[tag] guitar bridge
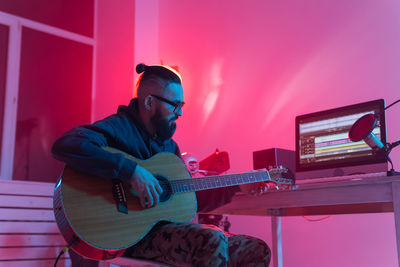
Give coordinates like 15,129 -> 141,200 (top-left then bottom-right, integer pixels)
112,179 -> 128,214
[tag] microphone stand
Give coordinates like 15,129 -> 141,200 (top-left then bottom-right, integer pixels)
381,140 -> 400,176
383,99 -> 400,176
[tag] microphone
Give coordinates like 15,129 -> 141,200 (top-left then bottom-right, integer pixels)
348,102 -> 400,176
348,113 -> 384,150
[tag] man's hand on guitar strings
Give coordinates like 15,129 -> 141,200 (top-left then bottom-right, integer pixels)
131,165 -> 163,208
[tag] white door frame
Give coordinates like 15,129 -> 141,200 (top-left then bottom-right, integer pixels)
0,15 -> 21,180
0,8 -> 96,180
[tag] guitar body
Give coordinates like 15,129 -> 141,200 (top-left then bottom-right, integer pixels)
54,151 -> 196,260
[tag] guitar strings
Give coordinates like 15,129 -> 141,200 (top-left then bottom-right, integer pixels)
164,172 -> 271,194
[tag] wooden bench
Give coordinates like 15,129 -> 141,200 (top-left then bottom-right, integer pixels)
0,179 -> 70,266
0,179 -> 169,267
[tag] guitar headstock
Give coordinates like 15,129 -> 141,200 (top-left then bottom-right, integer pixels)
248,167 -> 296,193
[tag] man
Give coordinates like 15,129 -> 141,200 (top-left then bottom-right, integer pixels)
52,64 -> 271,266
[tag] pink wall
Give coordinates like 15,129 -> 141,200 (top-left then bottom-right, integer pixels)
155,0 -> 400,266
134,0 -> 159,74
94,0 -> 135,121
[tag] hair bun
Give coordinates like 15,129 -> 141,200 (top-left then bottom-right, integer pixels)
136,63 -> 148,74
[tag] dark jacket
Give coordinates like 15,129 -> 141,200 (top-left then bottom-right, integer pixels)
52,99 -> 238,212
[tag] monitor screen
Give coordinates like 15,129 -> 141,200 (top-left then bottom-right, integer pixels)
296,99 -> 387,174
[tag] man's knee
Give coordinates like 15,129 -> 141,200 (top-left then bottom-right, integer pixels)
189,226 -> 229,267
228,235 -> 271,267
196,226 -> 227,248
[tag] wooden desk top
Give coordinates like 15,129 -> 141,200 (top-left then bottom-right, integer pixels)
210,175 -> 400,217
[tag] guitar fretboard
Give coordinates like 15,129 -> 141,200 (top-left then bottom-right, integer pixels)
170,171 -> 271,193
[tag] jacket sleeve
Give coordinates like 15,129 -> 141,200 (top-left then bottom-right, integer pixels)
51,121 -> 137,182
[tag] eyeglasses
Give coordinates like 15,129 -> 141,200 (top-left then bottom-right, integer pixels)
151,94 -> 185,113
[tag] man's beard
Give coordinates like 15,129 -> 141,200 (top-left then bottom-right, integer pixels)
151,110 -> 177,141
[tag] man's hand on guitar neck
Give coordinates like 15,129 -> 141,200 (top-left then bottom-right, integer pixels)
131,165 -> 163,208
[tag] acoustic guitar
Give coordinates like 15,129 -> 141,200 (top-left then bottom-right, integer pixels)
53,147 -> 294,260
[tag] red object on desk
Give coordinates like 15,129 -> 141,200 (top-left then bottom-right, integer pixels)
199,149 -> 230,175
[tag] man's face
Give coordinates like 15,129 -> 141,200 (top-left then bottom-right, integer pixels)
150,82 -> 184,140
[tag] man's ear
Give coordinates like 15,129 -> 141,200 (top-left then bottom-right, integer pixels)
144,95 -> 153,111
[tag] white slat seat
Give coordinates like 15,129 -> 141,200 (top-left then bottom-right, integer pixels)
0,179 -> 70,267
0,179 -> 171,267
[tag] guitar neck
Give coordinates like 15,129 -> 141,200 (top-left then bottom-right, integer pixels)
170,171 -> 289,194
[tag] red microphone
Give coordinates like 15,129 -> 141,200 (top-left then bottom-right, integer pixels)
348,113 -> 384,150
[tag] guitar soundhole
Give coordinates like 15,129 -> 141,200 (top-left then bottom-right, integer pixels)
154,175 -> 172,203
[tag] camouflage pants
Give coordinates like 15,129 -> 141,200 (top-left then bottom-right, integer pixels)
124,222 -> 271,267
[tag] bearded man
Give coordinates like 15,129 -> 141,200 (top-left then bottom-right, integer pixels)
52,64 -> 271,267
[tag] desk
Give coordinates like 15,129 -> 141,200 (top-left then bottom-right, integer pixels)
210,175 -> 400,267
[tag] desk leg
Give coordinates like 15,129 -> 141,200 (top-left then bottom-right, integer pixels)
392,182 -> 400,267
271,216 -> 283,267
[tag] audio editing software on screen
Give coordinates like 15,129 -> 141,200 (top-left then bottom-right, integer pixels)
298,111 -> 381,165
295,99 -> 387,174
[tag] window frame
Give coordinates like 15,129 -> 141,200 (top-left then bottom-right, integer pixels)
0,5 -> 97,180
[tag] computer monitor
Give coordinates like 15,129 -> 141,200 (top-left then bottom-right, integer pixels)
295,99 -> 387,180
